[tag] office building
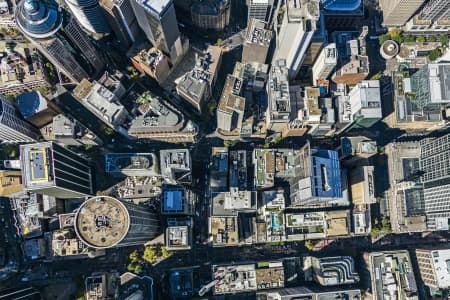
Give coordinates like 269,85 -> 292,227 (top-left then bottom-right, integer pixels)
419,134 -> 450,231
176,46 -> 222,112
16,91 -> 59,128
379,0 -> 424,27
305,256 -> 360,286
406,0 -> 450,32
20,142 -> 93,198
416,248 -> 450,289
332,38 -> 369,85
51,228 -> 89,257
242,18 -> 272,64
247,0 -> 273,23
74,196 -> 160,249
216,75 -> 246,133
410,63 -> 450,116
100,0 -> 141,49
165,218 -> 192,250
266,59 -> 291,132
131,47 -> 171,84
191,0 -> 230,31
41,113 -> 103,146
258,287 -> 361,300
273,0 -> 320,79
213,262 -> 284,295
63,16 -> 106,74
105,153 -> 159,177
369,251 -> 418,300
15,0 -> 104,83
161,184 -> 193,215
320,0 -> 361,11
0,41 -> 49,96
73,78 -> 129,129
0,95 -> 40,143
0,170 -> 23,196
312,43 -> 337,85
335,80 -> 382,132
85,272 -> 119,300
64,0 -> 111,36
160,149 -> 192,183
127,88 -> 198,142
131,0 -> 184,63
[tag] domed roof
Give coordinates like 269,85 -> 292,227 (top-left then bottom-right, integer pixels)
15,0 -> 63,39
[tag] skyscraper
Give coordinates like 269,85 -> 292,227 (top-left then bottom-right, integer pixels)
311,43 -> 337,85
406,0 -> 450,32
15,0 -> 104,83
74,196 -> 160,249
320,0 -> 361,11
273,0 -> 320,79
419,134 -> 450,230
419,0 -> 450,20
100,0 -> 141,49
0,95 -> 40,143
64,0 -> 111,35
20,141 -> 93,198
247,0 -> 273,23
379,0 -> 424,27
416,248 -> 450,289
131,0 -> 184,63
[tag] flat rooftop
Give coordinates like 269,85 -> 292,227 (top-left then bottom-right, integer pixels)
105,153 -> 157,173
245,18 -> 272,47
75,196 -> 129,249
134,0 -> 172,15
210,216 -> 238,246
218,75 -> 245,113
166,225 -> 190,248
213,264 -> 257,294
20,143 -> 54,187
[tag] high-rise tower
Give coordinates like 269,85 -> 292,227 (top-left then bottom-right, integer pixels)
247,0 -> 273,23
63,0 -> 111,35
100,0 -> 141,49
15,0 -> 104,83
20,141 -> 93,198
74,196 -> 160,249
131,0 -> 184,63
273,0 -> 320,79
379,0 -> 424,27
0,95 -> 40,143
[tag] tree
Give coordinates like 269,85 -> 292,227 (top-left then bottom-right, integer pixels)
389,28 -> 401,40
403,35 -> 415,43
428,48 -> 442,61
2,144 -> 17,158
223,140 -> 231,148
161,247 -> 172,259
37,86 -> 50,96
440,35 -> 449,46
143,246 -> 158,264
305,240 -> 314,251
379,34 -> 390,44
129,250 -> 139,262
370,72 -> 382,80
428,36 -> 436,42
133,264 -> 142,274
416,36 -> 425,44
216,38 -> 223,47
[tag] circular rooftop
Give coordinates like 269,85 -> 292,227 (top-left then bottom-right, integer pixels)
75,196 -> 130,249
15,0 -> 63,39
380,40 -> 399,60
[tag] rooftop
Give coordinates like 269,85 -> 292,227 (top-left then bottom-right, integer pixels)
10,192 -> 42,238
20,142 -> 54,188
213,264 -> 257,294
105,153 -> 158,176
369,251 -> 418,300
245,18 -> 272,47
268,59 -> 291,114
73,79 -> 128,126
166,225 -> 190,249
162,185 -> 191,214
134,0 -> 172,16
218,74 -> 245,112
160,149 -> 191,182
15,91 -> 47,119
74,196 -> 130,249
52,229 -> 87,257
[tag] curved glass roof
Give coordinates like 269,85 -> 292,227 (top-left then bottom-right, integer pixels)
15,0 -> 63,39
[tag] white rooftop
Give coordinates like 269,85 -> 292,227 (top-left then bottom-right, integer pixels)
429,249 -> 450,288
135,0 -> 172,15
